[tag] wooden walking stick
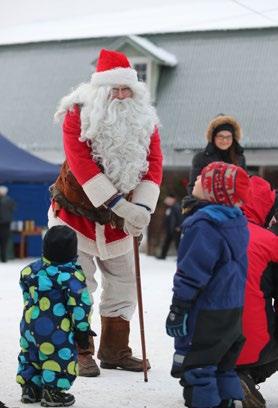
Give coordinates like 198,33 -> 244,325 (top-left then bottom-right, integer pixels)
133,236 -> 148,382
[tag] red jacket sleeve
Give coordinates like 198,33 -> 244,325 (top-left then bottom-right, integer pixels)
63,105 -> 101,184
142,127 -> 163,185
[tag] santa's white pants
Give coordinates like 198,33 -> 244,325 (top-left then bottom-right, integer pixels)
78,249 -> 137,321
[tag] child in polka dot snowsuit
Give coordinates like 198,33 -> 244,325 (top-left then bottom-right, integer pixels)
16,226 -> 92,407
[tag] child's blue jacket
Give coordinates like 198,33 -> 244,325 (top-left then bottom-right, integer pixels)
173,203 -> 249,369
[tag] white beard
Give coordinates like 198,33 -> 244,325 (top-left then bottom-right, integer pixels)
55,82 -> 159,194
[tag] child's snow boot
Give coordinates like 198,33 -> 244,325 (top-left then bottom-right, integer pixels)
21,383 -> 42,403
41,387 -> 75,407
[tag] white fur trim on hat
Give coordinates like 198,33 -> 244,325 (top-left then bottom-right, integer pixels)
91,67 -> 138,87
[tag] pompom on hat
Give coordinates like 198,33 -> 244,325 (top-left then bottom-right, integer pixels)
91,49 -> 138,87
201,162 -> 250,207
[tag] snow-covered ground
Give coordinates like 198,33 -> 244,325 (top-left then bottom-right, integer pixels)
1,255 -> 278,407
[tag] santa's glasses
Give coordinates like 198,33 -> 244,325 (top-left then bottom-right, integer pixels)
111,87 -> 133,98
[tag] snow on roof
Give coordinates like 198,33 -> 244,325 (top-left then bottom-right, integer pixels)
128,35 -> 177,66
1,1 -> 278,46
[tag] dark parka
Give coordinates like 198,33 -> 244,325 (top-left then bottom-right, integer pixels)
188,115 -> 246,192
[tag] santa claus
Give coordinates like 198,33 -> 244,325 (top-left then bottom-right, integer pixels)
49,49 -> 163,376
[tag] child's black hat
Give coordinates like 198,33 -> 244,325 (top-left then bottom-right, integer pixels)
43,226 -> 77,263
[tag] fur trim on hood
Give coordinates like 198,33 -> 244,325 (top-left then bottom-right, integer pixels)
206,115 -> 242,143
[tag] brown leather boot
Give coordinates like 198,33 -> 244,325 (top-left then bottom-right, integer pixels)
77,332 -> 100,377
97,316 -> 151,372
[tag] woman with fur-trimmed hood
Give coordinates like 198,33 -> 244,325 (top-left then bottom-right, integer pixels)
188,114 -> 246,192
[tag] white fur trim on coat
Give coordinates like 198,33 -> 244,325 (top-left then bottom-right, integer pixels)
82,173 -> 117,208
91,68 -> 138,87
48,207 -> 133,260
132,180 -> 160,213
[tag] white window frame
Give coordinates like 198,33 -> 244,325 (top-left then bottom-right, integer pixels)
130,56 -> 151,88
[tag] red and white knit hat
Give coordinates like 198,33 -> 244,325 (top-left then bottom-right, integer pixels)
91,49 -> 138,87
201,162 -> 250,206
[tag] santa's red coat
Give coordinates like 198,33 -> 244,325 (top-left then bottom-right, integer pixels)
49,105 -> 163,260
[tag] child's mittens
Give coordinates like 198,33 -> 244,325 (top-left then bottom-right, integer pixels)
166,297 -> 189,337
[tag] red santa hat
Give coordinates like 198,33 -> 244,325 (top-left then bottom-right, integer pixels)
201,162 -> 250,206
91,49 -> 138,87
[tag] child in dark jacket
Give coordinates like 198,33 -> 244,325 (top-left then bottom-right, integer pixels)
166,162 -> 250,408
16,226 -> 93,407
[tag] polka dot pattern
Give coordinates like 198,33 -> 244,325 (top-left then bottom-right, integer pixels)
51,330 -> 67,345
43,369 -> 56,383
81,290 -> 91,305
17,258 -> 92,390
61,318 -> 70,332
74,270 -> 85,281
34,317 -> 54,336
53,303 -> 66,317
73,306 -> 85,321
57,378 -> 71,390
39,297 -> 51,311
58,348 -> 72,360
25,330 -> 36,344
40,342 -> 55,355
46,265 -> 59,276
42,360 -> 61,372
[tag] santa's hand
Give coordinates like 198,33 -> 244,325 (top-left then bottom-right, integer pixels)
124,220 -> 144,237
110,198 -> 151,228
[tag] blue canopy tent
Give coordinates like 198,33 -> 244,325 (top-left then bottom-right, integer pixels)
0,133 -> 60,256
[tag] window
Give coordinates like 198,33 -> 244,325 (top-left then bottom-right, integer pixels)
134,63 -> 147,82
130,56 -> 157,102
131,57 -> 150,85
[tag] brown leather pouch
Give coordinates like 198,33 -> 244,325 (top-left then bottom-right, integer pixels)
50,161 -> 124,229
